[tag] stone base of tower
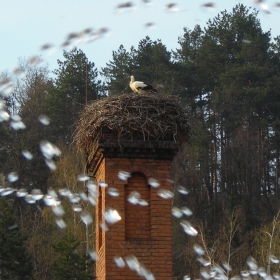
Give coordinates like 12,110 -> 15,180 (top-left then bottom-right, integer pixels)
93,152 -> 175,280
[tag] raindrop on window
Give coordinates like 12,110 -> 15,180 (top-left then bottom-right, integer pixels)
157,189 -> 174,199
148,178 -> 160,188
118,170 -> 131,181
180,220 -> 198,236
31,189 -> 44,200
7,171 -> 18,182
177,185 -> 189,195
99,181 -> 108,188
80,211 -> 93,225
38,115 -> 50,125
104,209 -> 121,224
22,150 -> 33,160
89,250 -> 98,260
181,206 -> 193,216
16,188 -> 28,197
172,207 -> 182,218
114,256 -> 126,268
52,205 -> 65,217
193,244 -> 205,256
1,187 -> 15,196
56,219 -> 66,229
108,187 -> 119,197
77,174 -> 90,182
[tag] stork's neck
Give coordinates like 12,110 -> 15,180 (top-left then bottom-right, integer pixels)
130,76 -> 135,83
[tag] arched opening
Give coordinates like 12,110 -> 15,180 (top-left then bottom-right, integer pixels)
125,172 -> 151,239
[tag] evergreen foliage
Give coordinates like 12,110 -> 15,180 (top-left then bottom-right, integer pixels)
0,198 -> 33,280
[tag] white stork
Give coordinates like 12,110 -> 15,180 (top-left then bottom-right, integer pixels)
130,76 -> 157,94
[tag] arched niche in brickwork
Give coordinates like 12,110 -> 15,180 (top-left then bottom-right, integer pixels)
125,172 -> 151,240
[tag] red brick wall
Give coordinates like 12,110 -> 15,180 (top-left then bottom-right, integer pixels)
95,157 -> 173,280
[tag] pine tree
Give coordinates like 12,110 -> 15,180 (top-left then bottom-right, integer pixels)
51,233 -> 93,280
0,197 -> 33,280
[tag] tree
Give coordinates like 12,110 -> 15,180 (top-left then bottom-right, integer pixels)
45,48 -> 100,143
0,197 -> 33,280
51,233 -> 93,280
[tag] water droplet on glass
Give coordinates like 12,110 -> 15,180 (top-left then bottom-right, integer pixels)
43,194 -> 56,206
177,185 -> 189,195
10,120 -> 26,130
118,170 -> 131,181
180,220 -> 198,236
100,222 -> 108,231
108,187 -> 119,197
157,189 -> 174,199
194,244 -> 205,255
22,149 -> 33,160
201,268 -> 211,279
68,193 -> 81,204
181,206 -> 193,216
172,207 -> 183,218
77,174 -> 90,182
79,191 -> 88,201
270,255 -> 280,264
127,191 -> 140,204
88,195 -> 97,206
31,189 -> 44,200
25,194 -> 36,204
48,189 -> 58,199
104,209 -> 121,224
1,187 -> 15,196
258,267 -> 267,277
126,255 -> 140,271
197,257 -> 211,267
138,199 -> 148,206
148,178 -> 160,188
222,262 -> 232,271
114,256 -> 126,268
38,115 -> 50,125
16,188 -> 28,197
59,188 -> 71,196
0,109 -> 9,122
40,140 -> 61,159
99,181 -> 108,188
247,256 -> 258,271
80,211 -> 93,225
56,219 -> 66,229
89,250 -> 98,260
201,2 -> 216,12
183,275 -> 191,280
45,159 -> 57,170
241,270 -> 250,278
52,205 -> 65,217
7,171 -> 18,182
40,43 -> 53,51
72,204 -> 82,212
87,180 -> 98,194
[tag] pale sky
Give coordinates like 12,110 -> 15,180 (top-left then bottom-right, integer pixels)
1,0 -> 280,76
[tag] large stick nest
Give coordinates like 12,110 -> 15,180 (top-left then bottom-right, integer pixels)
73,94 -> 190,157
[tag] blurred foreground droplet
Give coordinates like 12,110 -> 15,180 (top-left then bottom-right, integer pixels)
148,178 -> 160,188
38,115 -> 50,125
172,207 -> 183,218
7,171 -> 18,182
118,170 -> 131,181
22,150 -> 33,160
108,187 -> 119,197
157,189 -> 174,199
40,140 -> 61,159
177,185 -> 189,195
194,244 -> 205,256
104,209 -> 121,224
17,188 -> 28,197
56,219 -> 66,229
89,250 -> 98,261
114,256 -> 126,268
180,220 -> 198,236
80,211 -> 93,225
77,174 -> 90,182
31,189 -> 44,200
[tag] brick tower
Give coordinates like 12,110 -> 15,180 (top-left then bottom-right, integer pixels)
74,94 -> 189,280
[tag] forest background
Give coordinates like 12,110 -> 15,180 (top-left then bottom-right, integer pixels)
1,4 -> 280,280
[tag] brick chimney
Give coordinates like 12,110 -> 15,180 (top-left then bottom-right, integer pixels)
91,139 -> 178,279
